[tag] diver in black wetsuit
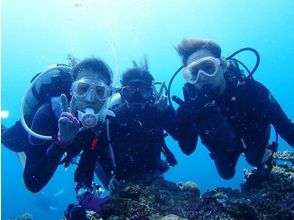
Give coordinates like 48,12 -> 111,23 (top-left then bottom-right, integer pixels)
1,64 -> 73,153
2,58 -> 114,214
2,118 -> 33,152
74,61 -> 178,193
174,38 -> 294,179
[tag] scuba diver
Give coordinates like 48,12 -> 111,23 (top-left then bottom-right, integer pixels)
1,54 -> 81,152
1,64 -> 72,152
74,59 -> 178,195
173,38 -> 294,179
2,57 -> 114,214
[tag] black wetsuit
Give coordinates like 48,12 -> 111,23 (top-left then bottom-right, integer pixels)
1,97 -> 103,193
1,117 -> 32,152
74,103 -> 178,189
176,69 -> 294,179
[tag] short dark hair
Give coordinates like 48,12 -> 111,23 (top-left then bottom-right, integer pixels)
121,67 -> 154,86
72,57 -> 112,85
176,39 -> 222,65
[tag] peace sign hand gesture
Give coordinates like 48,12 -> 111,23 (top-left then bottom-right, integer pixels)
57,94 -> 80,147
153,82 -> 168,112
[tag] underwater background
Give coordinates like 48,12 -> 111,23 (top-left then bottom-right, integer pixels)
1,0 -> 294,219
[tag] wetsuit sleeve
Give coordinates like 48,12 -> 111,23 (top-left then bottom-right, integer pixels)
158,105 -> 179,138
24,142 -> 65,193
23,103 -> 65,193
173,105 -> 198,155
250,80 -> 294,147
74,135 -> 100,189
74,123 -> 112,190
1,119 -> 31,152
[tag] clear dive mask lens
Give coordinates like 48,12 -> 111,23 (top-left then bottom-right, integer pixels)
72,80 -> 112,101
121,86 -> 153,101
183,57 -> 220,84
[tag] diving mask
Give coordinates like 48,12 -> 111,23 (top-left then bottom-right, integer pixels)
72,79 -> 112,101
183,56 -> 221,84
77,108 -> 100,128
121,85 -> 154,102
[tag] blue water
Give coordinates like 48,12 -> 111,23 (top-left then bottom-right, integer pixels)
2,0 -> 294,219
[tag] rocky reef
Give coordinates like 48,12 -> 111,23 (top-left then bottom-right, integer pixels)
13,150 -> 294,219
101,175 -> 201,219
274,150 -> 294,165
96,150 -> 294,220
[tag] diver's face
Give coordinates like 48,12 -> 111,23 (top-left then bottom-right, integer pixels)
72,70 -> 111,113
186,49 -> 226,94
121,80 -> 154,112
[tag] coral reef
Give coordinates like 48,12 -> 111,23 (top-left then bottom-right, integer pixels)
86,211 -> 103,220
96,151 -> 294,219
11,151 -> 293,219
11,150 -> 293,219
100,174 -> 200,219
274,150 -> 294,165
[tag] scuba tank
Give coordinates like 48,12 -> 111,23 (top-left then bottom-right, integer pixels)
20,64 -> 72,140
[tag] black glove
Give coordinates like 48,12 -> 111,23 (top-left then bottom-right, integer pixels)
176,101 -> 198,121
178,100 -> 218,124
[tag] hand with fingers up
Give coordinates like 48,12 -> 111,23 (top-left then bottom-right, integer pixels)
153,82 -> 168,111
56,94 -> 80,147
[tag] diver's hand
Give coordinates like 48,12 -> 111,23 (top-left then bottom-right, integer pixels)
153,82 -> 168,111
176,102 -> 198,121
108,175 -> 122,193
57,94 -> 80,147
176,99 -> 216,122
